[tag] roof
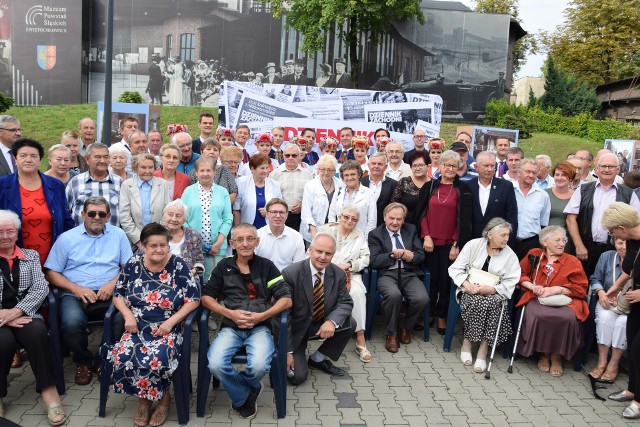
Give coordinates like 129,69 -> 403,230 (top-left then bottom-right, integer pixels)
420,1 -> 471,12
596,75 -> 640,92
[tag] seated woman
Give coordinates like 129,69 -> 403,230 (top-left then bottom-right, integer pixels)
161,199 -> 204,276
448,218 -> 520,373
107,223 -> 200,427
589,236 -> 627,383
516,225 -> 589,377
0,210 -> 66,425
319,205 -> 371,362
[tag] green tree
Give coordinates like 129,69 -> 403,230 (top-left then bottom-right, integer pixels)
118,91 -> 144,104
263,0 -> 424,88
527,85 -> 537,108
540,0 -> 640,85
539,55 -> 600,116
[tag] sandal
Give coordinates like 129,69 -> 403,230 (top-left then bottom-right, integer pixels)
134,401 -> 152,427
46,402 -> 66,426
11,350 -> 22,369
589,366 -> 606,379
537,355 -> 550,373
601,368 -> 618,383
460,351 -> 473,366
355,344 -> 373,363
473,359 -> 487,373
149,402 -> 170,427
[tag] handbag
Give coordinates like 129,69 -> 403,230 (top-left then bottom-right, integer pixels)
462,240 -> 501,291
612,250 -> 640,315
539,294 -> 572,306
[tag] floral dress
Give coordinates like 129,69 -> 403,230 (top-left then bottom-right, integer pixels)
107,254 -> 200,401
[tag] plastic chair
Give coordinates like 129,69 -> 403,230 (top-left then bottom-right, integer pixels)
98,305 -> 198,425
573,291 -> 598,371
196,309 -> 288,419
364,266 -> 431,342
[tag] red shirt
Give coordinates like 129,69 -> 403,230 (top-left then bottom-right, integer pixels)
19,184 -> 53,265
420,183 -> 459,246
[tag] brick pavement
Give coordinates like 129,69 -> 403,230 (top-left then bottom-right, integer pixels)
1,319 -> 636,426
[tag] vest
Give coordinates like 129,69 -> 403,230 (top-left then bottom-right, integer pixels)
577,181 -> 632,245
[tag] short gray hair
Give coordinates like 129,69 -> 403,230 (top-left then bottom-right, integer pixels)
132,152 -> 158,170
108,144 -> 129,156
171,132 -> 192,145
439,150 -> 462,169
317,154 -> 338,169
283,144 -> 301,155
476,151 -> 496,163
159,143 -> 182,160
539,225 -> 567,245
387,141 -> 404,153
0,210 -> 21,229
83,196 -> 110,214
518,158 -> 538,173
0,115 -> 19,128
163,199 -> 189,222
230,223 -> 258,240
48,144 -> 72,158
535,154 -> 552,168
369,152 -> 387,164
339,204 -> 360,219
310,232 -> 337,250
85,142 -> 109,157
482,217 -> 512,239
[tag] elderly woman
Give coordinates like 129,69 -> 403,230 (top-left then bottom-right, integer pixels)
45,144 -> 75,185
546,161 -> 576,228
188,139 -> 237,202
516,225 -> 589,378
109,144 -> 134,181
120,153 -> 171,247
588,236 -> 627,383
0,210 -> 66,425
162,199 -> 205,275
601,202 -> 640,418
415,150 -> 472,335
234,153 -> 282,229
319,205 -> 371,362
301,155 -> 345,245
182,157 -> 233,280
220,146 -> 243,178
62,130 -> 88,175
154,144 -> 190,200
427,138 -> 445,180
392,151 -> 431,224
328,160 -> 376,237
448,218 -> 520,373
107,223 -> 200,427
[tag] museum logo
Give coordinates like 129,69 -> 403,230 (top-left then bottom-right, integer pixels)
25,4 -> 67,33
37,45 -> 56,70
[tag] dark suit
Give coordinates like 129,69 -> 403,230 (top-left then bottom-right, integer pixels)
0,146 -> 12,176
326,73 -> 352,89
283,73 -> 311,86
265,74 -> 283,84
192,137 -> 203,154
281,259 -> 355,385
361,176 -> 397,226
467,177 -> 518,247
368,223 -> 429,335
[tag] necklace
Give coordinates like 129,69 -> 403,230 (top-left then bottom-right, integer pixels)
321,180 -> 334,194
436,184 -> 454,204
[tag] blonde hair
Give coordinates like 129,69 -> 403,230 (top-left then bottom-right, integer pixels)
601,202 -> 640,230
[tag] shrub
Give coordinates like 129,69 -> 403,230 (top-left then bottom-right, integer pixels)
118,91 -> 144,104
0,92 -> 15,114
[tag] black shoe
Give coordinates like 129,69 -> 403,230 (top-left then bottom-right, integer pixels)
239,384 -> 262,419
437,327 -> 445,335
308,358 -> 345,376
413,323 -> 424,331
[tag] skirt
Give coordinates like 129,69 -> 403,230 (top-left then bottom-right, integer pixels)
516,299 -> 582,360
460,293 -> 511,345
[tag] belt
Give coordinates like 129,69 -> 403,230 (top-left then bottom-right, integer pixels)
593,242 -> 608,247
516,235 -> 538,242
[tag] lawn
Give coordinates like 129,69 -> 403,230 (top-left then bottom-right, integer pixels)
6,104 -> 603,166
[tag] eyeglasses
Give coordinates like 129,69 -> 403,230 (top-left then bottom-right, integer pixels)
0,128 -> 22,133
442,164 -> 458,170
413,135 -> 426,139
284,154 -> 297,158
86,210 -> 108,219
222,160 -> 241,165
232,237 -> 257,244
411,163 -> 426,169
341,214 -> 359,222
551,238 -> 568,244
0,229 -> 18,237
267,210 -> 288,216
597,164 -> 618,170
317,167 -> 335,173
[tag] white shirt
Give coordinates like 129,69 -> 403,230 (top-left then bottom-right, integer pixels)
387,227 -> 406,269
503,173 -> 518,183
478,179 -> 492,216
255,225 -> 306,272
385,162 -> 411,181
0,143 -> 13,173
368,176 -> 385,201
309,260 -> 325,287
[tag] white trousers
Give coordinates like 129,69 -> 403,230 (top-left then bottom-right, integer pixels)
595,302 -> 627,350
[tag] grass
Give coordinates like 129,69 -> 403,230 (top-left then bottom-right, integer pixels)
6,104 -> 603,166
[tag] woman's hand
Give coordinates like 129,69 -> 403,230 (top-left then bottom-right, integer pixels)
124,313 -> 139,334
258,207 -> 267,218
5,316 -> 32,328
462,281 -> 478,294
449,246 -> 460,261
531,285 -> 545,296
625,289 -> 640,304
423,236 -> 434,253
209,240 -> 223,257
596,290 -> 610,309
0,308 -> 23,327
478,285 -> 497,296
338,263 -> 350,271
154,319 -> 175,336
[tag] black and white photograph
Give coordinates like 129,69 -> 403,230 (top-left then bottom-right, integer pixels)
605,139 -> 636,175
471,126 -> 519,159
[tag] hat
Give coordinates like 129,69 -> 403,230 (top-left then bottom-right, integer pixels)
376,136 -> 392,147
290,136 -> 307,147
294,58 -> 306,66
166,124 -> 188,136
320,63 -> 332,74
216,127 -> 235,138
319,137 -> 339,150
255,73 -> 264,78
450,141 -> 468,152
266,62 -> 276,69
284,59 -> 294,65
352,135 -> 369,148
428,137 -> 445,150
335,57 -> 347,65
255,132 -> 273,144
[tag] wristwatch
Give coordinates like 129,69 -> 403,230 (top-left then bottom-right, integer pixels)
452,241 -> 459,248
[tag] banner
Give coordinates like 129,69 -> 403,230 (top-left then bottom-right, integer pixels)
233,90 -> 310,128
274,117 -> 381,142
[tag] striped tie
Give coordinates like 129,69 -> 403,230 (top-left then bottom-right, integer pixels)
312,272 -> 325,323
242,149 -> 250,164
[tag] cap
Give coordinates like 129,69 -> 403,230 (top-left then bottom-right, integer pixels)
450,141 -> 468,152
294,58 -> 306,66
266,62 -> 276,68
320,63 -> 332,74
335,57 -> 347,65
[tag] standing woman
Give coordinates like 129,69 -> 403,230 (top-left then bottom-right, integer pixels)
44,144 -> 75,185
182,157 -> 233,280
154,144 -> 190,201
546,161 -> 576,228
220,146 -> 243,179
109,145 -> 134,181
216,127 -> 235,148
351,136 -> 369,176
234,153 -> 282,229
391,151 -> 431,225
415,150 -> 472,334
601,203 -> 640,419
62,130 -> 88,175
427,138 -> 444,180
188,138 -> 237,202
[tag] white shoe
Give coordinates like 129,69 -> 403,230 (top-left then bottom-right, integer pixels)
460,351 -> 473,366
474,359 -> 487,373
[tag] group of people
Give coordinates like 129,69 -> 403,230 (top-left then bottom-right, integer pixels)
0,111 -> 640,423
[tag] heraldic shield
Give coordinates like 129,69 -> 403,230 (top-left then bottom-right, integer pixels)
37,45 -> 56,70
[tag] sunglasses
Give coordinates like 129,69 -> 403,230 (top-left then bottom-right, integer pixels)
284,154 -> 297,158
86,210 -> 108,219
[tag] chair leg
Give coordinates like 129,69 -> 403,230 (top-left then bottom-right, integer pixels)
196,333 -> 212,417
443,283 -> 461,353
98,359 -> 112,418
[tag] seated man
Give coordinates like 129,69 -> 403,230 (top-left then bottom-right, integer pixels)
203,224 -> 292,419
255,198 -> 306,272
368,202 -> 430,353
44,196 -> 132,385
282,233 -> 356,385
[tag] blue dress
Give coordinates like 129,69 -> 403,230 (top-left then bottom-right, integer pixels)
106,254 -> 200,401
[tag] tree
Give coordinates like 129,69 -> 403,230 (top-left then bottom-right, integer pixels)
263,0 -> 424,88
539,55 -> 600,116
527,86 -> 537,108
540,0 -> 640,85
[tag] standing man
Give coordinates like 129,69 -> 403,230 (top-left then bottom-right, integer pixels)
494,137 -> 510,178
147,130 -> 163,157
564,153 -> 640,276
503,147 -> 523,183
269,126 -> 286,164
326,58 -> 352,89
450,141 -> 478,182
336,127 -> 355,163
385,141 -> 412,181
535,154 -> 555,189
282,233 -> 356,385
202,223 -> 292,419
283,59 -> 311,85
255,198 -> 306,271
77,117 -> 97,155
368,203 -> 429,353
513,158 -> 551,260
128,131 -> 149,155
361,153 -> 398,226
0,115 -> 21,176
264,62 -> 283,84
403,129 -> 427,163
192,112 -> 214,154
235,125 -> 256,164
574,149 -> 594,182
468,151 -> 518,247
147,54 -> 164,105
270,145 -> 313,232
173,132 -> 200,174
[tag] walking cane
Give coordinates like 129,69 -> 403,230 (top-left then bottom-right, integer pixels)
507,305 -> 524,373
485,299 -> 506,379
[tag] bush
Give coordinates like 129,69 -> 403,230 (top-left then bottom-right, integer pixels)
0,92 -> 15,114
118,91 -> 144,104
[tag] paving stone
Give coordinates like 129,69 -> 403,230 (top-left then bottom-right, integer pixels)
336,392 -> 360,409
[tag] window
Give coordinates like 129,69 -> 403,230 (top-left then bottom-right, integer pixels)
180,33 -> 195,62
165,35 -> 173,59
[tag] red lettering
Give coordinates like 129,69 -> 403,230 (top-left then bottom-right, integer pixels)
284,127 -> 299,140
315,128 -> 327,139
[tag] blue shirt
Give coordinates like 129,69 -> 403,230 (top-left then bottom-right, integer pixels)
178,152 -> 201,175
44,223 -> 133,290
138,179 -> 153,225
513,182 -> 551,239
590,250 -> 623,293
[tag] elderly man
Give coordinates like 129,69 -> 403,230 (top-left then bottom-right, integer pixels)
369,203 -> 429,353
282,233 -> 356,385
45,196 -> 132,385
255,198 -> 306,271
535,154 -> 555,189
270,144 -> 313,231
147,130 -> 163,157
568,157 -> 587,190
403,129 -> 427,163
192,112 -> 215,154
283,58 -> 311,85
468,151 -> 518,246
128,130 -> 148,155
326,58 -> 352,89
0,115 -> 21,176
362,152 -> 397,226
203,223 -> 292,419
385,141 -> 412,181
336,127 -> 355,163
574,149 -> 594,182
449,141 -> 478,182
173,132 -> 200,174
494,137 -> 510,178
503,147 -> 523,183
66,143 -> 123,226
77,117 -> 96,155
455,131 -> 476,166
513,158 -> 551,260
564,152 -> 640,276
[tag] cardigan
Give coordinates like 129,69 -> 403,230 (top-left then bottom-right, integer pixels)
233,175 -> 282,225
182,183 -> 233,253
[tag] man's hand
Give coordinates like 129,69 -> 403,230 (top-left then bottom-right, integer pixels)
287,353 -> 294,371
73,285 -> 97,304
291,202 -> 302,214
228,309 -> 255,329
316,320 -> 336,340
449,246 -> 460,261
96,282 -> 116,301
575,244 -> 588,261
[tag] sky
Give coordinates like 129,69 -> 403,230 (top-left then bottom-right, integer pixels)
457,0 -> 571,78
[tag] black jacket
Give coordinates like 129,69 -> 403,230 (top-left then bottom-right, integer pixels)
361,176 -> 397,226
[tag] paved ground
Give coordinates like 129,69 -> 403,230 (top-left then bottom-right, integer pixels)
2,318 -> 635,427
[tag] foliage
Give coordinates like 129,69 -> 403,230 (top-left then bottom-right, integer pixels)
263,0 -> 424,87
527,86 -> 537,108
118,91 -> 144,104
0,93 -> 14,114
540,0 -> 640,85
483,99 -> 535,139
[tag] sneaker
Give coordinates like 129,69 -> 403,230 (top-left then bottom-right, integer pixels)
239,384 -> 262,419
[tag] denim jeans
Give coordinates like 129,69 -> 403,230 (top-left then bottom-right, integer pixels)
207,325 -> 274,407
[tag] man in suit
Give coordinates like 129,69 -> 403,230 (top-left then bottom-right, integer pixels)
283,58 -> 311,85
281,233 -> 355,385
369,203 -> 429,353
264,62 -> 283,84
326,58 -> 352,89
192,112 -> 215,154
468,151 -> 518,247
361,152 -> 397,226
0,115 -> 22,176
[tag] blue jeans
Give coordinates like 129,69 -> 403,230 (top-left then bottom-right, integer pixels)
207,325 -> 274,407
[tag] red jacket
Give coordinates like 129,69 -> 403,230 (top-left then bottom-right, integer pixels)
154,169 -> 191,200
